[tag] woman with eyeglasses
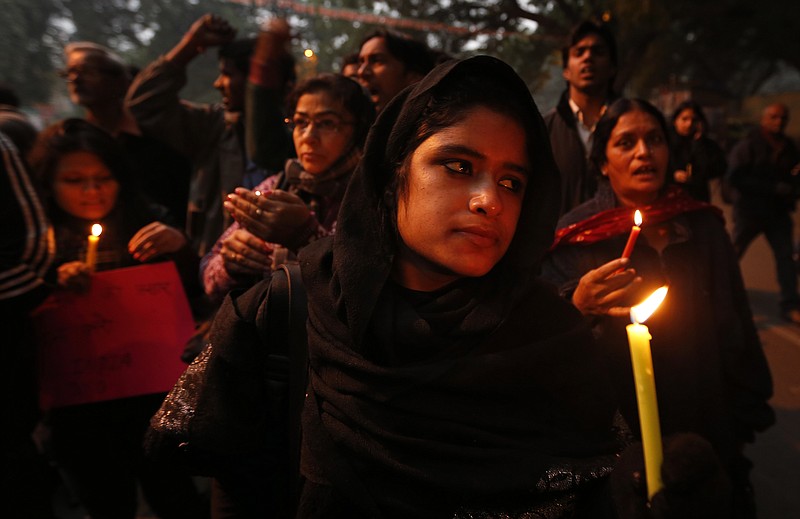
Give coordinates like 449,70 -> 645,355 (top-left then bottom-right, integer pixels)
200,73 -> 375,304
29,119 -> 200,293
27,119 -> 206,519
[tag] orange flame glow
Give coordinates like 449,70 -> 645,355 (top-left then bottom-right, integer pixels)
631,286 -> 668,324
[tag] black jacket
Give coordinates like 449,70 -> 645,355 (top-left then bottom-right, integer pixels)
543,181 -> 775,470
297,56 -> 620,519
544,90 -> 618,215
727,128 -> 800,212
669,130 -> 727,203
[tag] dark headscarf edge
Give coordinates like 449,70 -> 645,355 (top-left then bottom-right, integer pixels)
302,55 -> 562,342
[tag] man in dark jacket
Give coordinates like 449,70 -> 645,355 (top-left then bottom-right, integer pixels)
127,14 -> 290,256
728,103 -> 800,323
545,20 -> 618,215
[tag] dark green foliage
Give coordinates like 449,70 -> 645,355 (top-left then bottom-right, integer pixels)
1,0 -> 797,110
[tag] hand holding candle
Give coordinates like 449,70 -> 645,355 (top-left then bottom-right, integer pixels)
86,224 -> 102,270
620,210 -> 642,260
626,285 -> 668,500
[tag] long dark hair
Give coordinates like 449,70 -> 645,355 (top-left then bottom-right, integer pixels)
670,99 -> 708,127
28,118 -> 153,230
589,98 -> 669,176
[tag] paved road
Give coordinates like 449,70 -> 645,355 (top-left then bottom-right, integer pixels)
715,182 -> 800,518
737,228 -> 800,518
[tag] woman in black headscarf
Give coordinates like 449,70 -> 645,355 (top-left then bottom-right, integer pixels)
295,55 -> 622,518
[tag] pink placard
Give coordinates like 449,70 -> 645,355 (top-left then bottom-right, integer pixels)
33,262 -> 194,408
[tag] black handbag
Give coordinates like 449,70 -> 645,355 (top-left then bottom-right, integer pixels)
144,263 -> 308,481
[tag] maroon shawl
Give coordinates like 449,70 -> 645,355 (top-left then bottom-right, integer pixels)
551,185 -> 723,250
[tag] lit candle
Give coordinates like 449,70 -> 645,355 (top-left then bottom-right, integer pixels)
86,224 -> 102,270
626,286 -> 668,500
620,209 -> 643,260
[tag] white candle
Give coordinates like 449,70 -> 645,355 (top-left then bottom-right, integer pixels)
86,224 -> 102,270
626,286 -> 668,500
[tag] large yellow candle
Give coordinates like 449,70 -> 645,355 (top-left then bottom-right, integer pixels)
85,224 -> 102,270
626,286 -> 668,500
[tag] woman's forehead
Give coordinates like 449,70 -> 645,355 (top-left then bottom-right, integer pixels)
613,110 -> 661,131
295,91 -> 346,114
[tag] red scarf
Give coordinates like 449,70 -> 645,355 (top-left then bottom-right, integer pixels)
550,185 -> 723,250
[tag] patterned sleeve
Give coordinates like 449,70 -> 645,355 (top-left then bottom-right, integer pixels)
200,176 -> 280,304
0,133 -> 54,304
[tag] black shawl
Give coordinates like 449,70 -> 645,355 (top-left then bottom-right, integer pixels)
298,56 -> 620,518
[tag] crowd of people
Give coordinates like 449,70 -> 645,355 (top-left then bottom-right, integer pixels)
2,11 -> 797,519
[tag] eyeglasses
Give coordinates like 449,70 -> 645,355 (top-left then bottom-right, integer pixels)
285,116 -> 354,136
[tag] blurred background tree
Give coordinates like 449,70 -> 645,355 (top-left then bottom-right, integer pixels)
1,0 -> 798,121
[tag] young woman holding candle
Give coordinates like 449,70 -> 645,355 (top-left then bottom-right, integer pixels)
183,54 -> 626,519
28,118 -> 206,519
193,59 -> 737,519
291,54 -> 626,519
542,98 -> 774,519
30,119 -> 200,292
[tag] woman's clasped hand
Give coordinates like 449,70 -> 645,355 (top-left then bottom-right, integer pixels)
223,187 -> 313,246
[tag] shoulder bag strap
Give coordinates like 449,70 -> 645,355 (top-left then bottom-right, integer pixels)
264,262 -> 308,507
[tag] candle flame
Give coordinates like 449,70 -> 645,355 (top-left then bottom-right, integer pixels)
91,224 -> 103,237
634,209 -> 643,226
631,286 -> 668,324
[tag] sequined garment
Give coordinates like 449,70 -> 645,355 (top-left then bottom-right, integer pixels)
149,344 -> 212,438
453,454 -> 617,519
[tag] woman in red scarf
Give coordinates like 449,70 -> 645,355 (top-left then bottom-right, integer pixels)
543,99 -> 773,519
